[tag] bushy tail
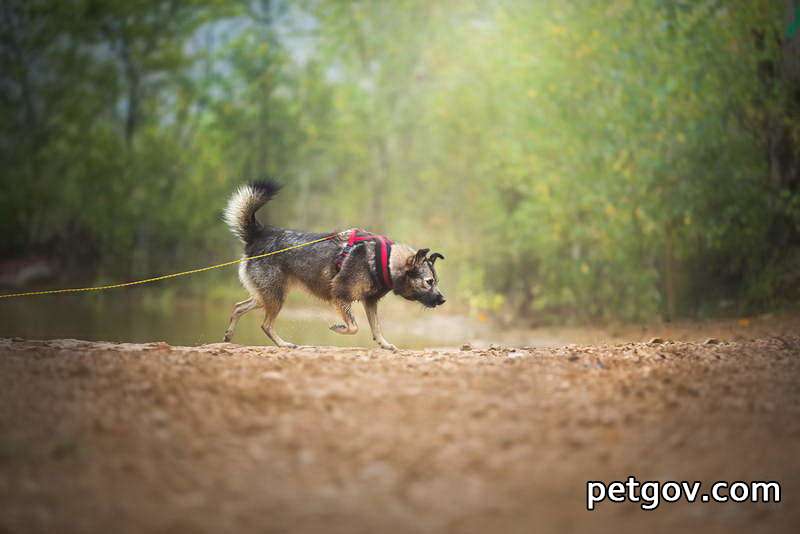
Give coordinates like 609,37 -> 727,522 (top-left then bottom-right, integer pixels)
223,180 -> 281,244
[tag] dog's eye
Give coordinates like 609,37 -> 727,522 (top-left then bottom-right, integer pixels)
425,278 -> 434,287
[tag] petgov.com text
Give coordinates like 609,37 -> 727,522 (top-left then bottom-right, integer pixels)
586,477 -> 781,511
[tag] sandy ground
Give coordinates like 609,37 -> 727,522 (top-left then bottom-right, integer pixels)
1,333 -> 799,534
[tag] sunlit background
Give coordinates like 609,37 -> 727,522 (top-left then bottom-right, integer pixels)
1,0 -> 798,344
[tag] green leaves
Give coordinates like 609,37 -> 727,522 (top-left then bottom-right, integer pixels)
2,0 -> 797,319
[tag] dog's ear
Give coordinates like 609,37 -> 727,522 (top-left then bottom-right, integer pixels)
406,248 -> 430,269
428,252 -> 444,265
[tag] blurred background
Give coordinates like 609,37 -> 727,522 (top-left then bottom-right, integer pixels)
1,0 -> 799,345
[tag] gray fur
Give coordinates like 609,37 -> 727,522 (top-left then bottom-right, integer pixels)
223,182 -> 445,349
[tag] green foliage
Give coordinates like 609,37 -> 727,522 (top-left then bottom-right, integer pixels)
1,0 -> 798,322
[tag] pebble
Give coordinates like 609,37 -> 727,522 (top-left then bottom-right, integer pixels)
260,371 -> 285,381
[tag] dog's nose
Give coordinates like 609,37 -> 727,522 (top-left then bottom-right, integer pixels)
437,295 -> 446,305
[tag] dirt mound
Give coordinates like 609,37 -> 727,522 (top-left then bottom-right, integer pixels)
1,337 -> 799,533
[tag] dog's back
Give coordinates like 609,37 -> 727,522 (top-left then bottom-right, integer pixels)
224,181 -> 342,303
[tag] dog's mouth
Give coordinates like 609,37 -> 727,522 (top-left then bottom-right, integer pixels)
403,291 -> 446,308
420,294 -> 446,308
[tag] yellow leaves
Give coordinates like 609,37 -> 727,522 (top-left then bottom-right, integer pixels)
651,96 -> 659,110
493,5 -> 508,25
611,150 -> 628,172
637,207 -> 657,236
574,44 -> 593,59
612,150 -> 636,180
333,92 -> 346,111
534,181 -> 550,199
527,89 -> 537,100
469,293 -> 505,316
580,262 -> 590,274
552,222 -> 562,241
548,24 -> 567,37
522,53 -> 538,65
605,203 -> 617,218
305,124 -> 318,141
606,0 -> 633,18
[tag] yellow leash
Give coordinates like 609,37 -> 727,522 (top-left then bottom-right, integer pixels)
0,235 -> 336,300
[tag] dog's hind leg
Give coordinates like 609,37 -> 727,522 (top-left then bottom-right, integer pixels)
260,284 -> 297,348
329,300 -> 358,335
363,298 -> 396,351
223,297 -> 262,342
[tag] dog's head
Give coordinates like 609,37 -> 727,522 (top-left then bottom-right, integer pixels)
393,248 -> 446,308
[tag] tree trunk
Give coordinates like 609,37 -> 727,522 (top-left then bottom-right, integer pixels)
663,221 -> 677,322
120,34 -> 140,146
766,1 -> 800,191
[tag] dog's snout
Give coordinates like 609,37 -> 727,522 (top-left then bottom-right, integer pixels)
437,294 -> 446,306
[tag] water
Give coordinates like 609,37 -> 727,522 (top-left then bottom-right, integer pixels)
0,292 -> 456,349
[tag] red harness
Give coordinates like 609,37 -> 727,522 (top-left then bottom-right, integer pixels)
335,229 -> 394,289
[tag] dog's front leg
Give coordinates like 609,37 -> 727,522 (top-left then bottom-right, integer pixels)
363,298 -> 397,351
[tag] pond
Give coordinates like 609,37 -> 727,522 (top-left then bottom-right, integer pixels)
0,291 -> 481,349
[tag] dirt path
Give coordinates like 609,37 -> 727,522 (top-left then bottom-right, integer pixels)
1,336 -> 799,533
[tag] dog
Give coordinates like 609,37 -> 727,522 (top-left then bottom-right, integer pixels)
222,180 -> 445,350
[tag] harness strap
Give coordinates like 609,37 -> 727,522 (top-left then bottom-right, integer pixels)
335,229 -> 394,290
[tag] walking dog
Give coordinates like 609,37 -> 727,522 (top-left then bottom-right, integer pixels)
222,181 -> 445,350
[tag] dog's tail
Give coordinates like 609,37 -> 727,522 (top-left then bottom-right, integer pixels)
223,180 -> 281,244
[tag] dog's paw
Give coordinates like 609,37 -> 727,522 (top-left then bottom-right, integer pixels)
223,333 -> 232,343
278,342 -> 298,349
379,343 -> 398,352
330,324 -> 357,335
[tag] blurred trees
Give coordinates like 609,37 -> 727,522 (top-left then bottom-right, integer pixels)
1,0 -> 798,323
